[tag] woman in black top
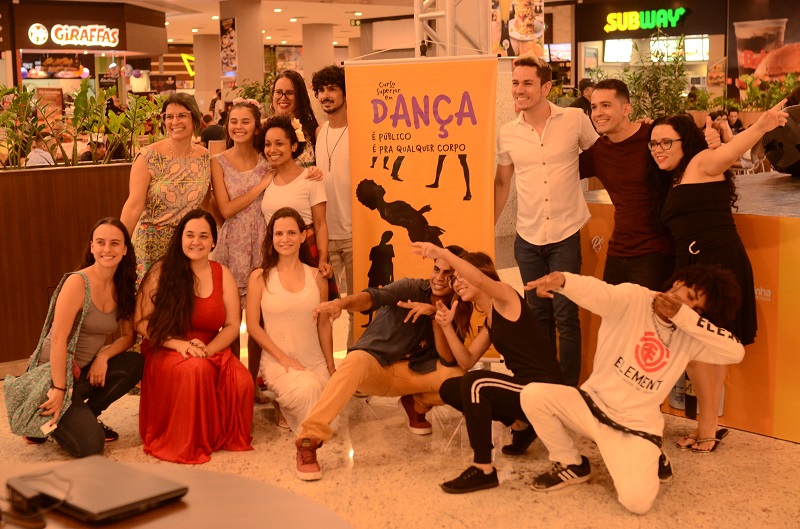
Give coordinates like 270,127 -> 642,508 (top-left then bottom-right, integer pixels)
409,242 -> 563,494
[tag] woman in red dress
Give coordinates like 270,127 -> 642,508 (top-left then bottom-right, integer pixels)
135,209 -> 254,464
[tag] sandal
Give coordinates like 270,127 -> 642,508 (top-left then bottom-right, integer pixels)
691,428 -> 729,454
274,402 -> 289,430
677,434 -> 698,449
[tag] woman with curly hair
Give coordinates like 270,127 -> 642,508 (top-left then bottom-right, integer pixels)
410,243 -> 563,494
136,209 -> 253,464
270,70 -> 319,167
24,218 -> 142,457
649,101 -> 788,453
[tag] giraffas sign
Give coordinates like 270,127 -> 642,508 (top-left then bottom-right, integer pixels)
28,22 -> 120,47
604,7 -> 686,34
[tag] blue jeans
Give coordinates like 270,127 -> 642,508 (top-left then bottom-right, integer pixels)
514,231 -> 582,386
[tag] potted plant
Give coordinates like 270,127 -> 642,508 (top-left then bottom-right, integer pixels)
617,32 -> 688,120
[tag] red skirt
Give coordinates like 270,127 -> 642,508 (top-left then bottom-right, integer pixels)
139,344 -> 254,464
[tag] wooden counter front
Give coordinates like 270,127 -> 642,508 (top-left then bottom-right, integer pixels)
0,164 -> 131,363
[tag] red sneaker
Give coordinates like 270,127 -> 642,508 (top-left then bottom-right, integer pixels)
399,395 -> 432,435
295,437 -> 323,481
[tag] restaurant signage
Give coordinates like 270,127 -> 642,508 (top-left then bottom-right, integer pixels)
604,7 -> 686,34
27,22 -> 120,48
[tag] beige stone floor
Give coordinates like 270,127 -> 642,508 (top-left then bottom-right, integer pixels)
2,269 -> 799,528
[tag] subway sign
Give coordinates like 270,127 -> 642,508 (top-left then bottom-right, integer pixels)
28,22 -> 120,47
604,7 -> 686,33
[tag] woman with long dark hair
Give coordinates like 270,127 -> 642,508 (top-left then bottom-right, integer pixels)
410,243 -> 563,494
24,218 -> 142,457
121,93 -> 211,284
270,70 -> 319,167
136,209 -> 253,464
246,207 -> 334,431
649,101 -> 787,453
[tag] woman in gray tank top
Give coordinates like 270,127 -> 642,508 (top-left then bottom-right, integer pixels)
26,218 -> 143,457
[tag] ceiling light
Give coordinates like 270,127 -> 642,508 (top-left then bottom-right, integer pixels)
168,38 -> 174,43
333,41 -> 338,45
266,36 -> 272,40
281,40 -> 287,44
165,21 -> 169,26
274,8 -> 282,13
191,28 -> 198,33
355,12 -> 362,17
262,30 -> 266,34
83,51 -> 88,55
212,16 -> 219,20
101,53 -> 106,57
289,18 -> 297,23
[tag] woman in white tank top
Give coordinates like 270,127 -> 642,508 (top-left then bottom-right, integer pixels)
246,207 -> 335,432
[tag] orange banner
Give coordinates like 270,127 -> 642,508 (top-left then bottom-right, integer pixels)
345,57 -> 498,332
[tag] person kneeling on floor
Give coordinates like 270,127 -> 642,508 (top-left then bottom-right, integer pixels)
294,245 -> 468,481
520,264 -> 744,514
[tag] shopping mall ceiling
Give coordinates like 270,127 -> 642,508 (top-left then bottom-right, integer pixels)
51,0 -> 414,46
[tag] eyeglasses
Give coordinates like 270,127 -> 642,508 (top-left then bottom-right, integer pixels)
647,138 -> 682,151
162,112 -> 192,121
274,89 -> 296,100
448,274 -> 466,287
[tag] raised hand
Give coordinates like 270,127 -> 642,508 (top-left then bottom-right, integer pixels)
398,300 -> 436,322
409,241 -> 444,260
652,292 -> 683,322
434,299 -> 457,328
754,98 -> 789,132
524,272 -> 566,299
704,116 -> 721,149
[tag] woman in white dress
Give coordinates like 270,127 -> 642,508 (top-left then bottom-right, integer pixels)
246,207 -> 335,432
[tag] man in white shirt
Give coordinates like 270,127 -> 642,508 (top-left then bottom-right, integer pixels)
313,65 -> 353,346
521,264 -> 745,514
494,55 -> 598,386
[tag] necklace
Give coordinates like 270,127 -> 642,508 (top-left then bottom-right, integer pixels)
167,140 -> 193,158
651,301 -> 677,348
325,124 -> 348,171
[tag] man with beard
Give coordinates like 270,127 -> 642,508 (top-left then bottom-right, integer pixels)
313,65 -> 354,346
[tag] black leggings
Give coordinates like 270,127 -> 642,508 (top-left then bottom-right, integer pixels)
439,370 -> 531,464
52,351 -> 143,457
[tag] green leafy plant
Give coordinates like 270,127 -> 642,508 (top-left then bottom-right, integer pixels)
0,80 -> 165,169
0,85 -> 44,168
617,32 -> 688,120
736,73 -> 800,111
234,72 -> 277,114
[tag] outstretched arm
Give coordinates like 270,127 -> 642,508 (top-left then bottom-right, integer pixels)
410,242 -> 519,315
691,100 -> 788,178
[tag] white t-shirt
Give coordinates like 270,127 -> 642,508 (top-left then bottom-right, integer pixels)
314,121 -> 351,240
261,168 -> 327,227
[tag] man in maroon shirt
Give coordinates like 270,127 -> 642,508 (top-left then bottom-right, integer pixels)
579,80 -> 720,290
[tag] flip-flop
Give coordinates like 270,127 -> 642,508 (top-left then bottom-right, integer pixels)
691,428 -> 729,454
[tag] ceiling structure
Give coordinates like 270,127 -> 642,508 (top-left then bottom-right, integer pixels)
53,0 -> 415,46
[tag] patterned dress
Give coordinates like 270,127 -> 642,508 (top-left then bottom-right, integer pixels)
212,153 -> 269,306
132,147 -> 210,284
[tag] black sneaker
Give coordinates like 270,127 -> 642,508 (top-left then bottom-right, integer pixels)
98,420 -> 119,442
440,466 -> 499,494
501,425 -> 537,456
658,452 -> 673,483
23,436 -> 47,445
532,456 -> 591,492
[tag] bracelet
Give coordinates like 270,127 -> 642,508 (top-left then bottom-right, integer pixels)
51,384 -> 66,392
